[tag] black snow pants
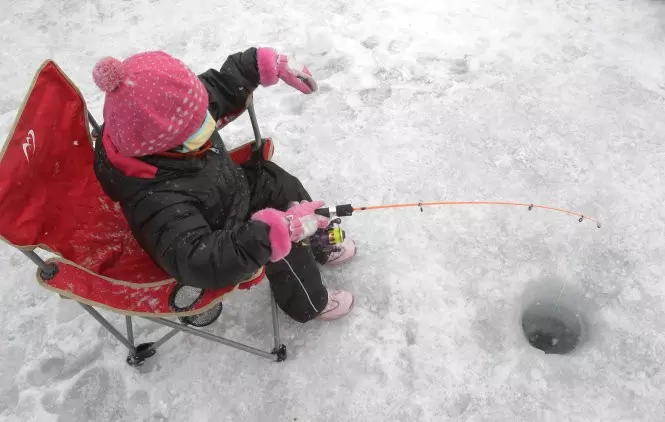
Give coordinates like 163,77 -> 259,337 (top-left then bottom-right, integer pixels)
243,161 -> 328,323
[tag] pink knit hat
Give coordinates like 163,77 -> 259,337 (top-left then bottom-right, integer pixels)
92,51 -> 209,157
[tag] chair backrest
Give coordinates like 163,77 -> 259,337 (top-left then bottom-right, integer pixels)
0,60 -> 168,282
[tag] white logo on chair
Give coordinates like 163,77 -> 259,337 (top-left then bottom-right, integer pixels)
23,129 -> 36,162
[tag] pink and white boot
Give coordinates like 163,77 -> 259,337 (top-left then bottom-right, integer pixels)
324,238 -> 357,265
318,289 -> 354,320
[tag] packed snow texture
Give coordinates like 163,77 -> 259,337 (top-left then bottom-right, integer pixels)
2,0 -> 665,420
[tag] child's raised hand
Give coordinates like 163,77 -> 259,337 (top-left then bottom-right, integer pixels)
257,48 -> 319,94
277,56 -> 318,94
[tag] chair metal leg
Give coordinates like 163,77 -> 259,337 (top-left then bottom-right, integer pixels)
270,291 -> 281,349
122,315 -> 157,367
80,306 -> 155,367
80,304 -> 133,350
247,102 -> 263,153
270,290 -> 287,361
144,317 -> 277,360
150,328 -> 180,350
88,111 -> 101,135
125,316 -> 135,348
21,250 -> 58,280
80,288 -> 288,365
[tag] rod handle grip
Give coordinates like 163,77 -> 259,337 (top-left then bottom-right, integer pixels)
315,204 -> 353,218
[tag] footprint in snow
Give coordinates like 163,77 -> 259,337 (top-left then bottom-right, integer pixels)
374,67 -> 404,83
449,57 -> 470,75
388,39 -> 409,54
317,57 -> 351,79
58,367 -> 128,422
0,384 -> 19,414
359,87 -> 393,106
41,390 -> 60,414
361,37 -> 380,50
26,356 -> 66,387
127,390 -> 152,419
26,340 -> 104,389
405,319 -> 418,346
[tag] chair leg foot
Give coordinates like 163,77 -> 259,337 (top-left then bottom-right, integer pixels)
126,342 -> 156,367
271,344 -> 287,362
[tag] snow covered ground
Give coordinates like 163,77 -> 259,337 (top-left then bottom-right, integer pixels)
2,0 -> 665,420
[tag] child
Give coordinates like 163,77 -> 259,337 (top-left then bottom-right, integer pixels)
92,47 -> 355,322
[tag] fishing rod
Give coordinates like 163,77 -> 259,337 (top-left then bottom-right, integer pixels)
311,201 -> 602,247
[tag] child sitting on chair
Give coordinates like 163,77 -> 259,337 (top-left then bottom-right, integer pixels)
91,48 -> 355,322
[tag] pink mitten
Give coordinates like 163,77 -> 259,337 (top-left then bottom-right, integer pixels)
285,201 -> 329,242
257,47 -> 318,94
251,201 -> 329,262
251,208 -> 292,262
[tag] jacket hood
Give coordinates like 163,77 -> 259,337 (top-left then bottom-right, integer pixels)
93,126 -> 213,203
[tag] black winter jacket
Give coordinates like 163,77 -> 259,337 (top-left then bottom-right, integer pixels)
94,48 -> 274,289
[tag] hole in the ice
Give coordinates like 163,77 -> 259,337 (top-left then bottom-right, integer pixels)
521,301 -> 584,355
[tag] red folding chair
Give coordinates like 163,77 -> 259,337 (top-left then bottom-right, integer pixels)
0,60 -> 287,366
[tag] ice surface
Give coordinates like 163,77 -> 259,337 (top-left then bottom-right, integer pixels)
2,0 -> 665,420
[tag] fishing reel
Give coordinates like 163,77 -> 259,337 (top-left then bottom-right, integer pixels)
319,218 -> 345,246
306,218 -> 345,248
309,204 -> 353,248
